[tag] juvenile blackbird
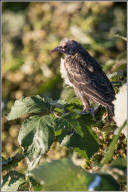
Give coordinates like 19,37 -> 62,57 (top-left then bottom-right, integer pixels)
51,38 -> 115,121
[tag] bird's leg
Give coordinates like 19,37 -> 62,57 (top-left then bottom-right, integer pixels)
74,90 -> 97,121
89,106 -> 101,122
93,105 -> 100,114
89,108 -> 96,122
82,97 -> 98,122
81,96 -> 91,112
83,106 -> 96,122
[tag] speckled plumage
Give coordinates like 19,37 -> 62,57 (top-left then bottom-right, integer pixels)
51,38 -> 115,120
60,58 -> 74,87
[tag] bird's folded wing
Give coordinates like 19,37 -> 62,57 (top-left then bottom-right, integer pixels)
65,59 -> 115,103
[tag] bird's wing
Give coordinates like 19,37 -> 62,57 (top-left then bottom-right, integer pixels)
65,57 -> 115,104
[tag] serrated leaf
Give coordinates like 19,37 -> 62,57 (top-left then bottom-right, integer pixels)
29,158 -> 120,191
7,95 -> 49,120
18,115 -> 55,170
2,171 -> 26,191
67,130 -> 98,159
55,113 -> 99,159
70,115 -> 99,159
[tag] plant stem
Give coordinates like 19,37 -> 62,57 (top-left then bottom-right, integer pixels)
101,120 -> 127,164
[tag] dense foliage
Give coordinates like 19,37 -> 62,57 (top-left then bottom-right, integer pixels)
2,2 -> 127,191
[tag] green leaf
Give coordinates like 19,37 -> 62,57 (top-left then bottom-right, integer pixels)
29,177 -> 43,191
7,95 -> 49,120
2,171 -> 26,191
110,157 -> 126,169
46,98 -> 67,107
55,113 -> 99,159
18,115 -> 55,170
67,129 -> 98,159
66,97 -> 82,106
101,157 -> 127,185
66,97 -> 83,112
29,158 -> 120,191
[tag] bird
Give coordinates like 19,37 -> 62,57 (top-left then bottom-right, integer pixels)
51,38 -> 115,121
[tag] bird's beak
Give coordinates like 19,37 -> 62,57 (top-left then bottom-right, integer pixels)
51,46 -> 63,53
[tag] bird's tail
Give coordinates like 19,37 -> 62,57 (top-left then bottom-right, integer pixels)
106,104 -> 114,121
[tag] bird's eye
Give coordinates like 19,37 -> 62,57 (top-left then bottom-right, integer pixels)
63,45 -> 67,49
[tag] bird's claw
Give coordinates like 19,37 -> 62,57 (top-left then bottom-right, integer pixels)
89,108 -> 96,122
83,107 -> 99,122
74,106 -> 100,122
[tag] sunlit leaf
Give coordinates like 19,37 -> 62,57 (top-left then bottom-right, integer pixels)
2,171 -> 26,191
7,95 -> 49,120
29,158 -> 120,191
18,115 -> 55,170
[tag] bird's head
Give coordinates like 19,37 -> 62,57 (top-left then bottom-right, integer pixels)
51,38 -> 79,55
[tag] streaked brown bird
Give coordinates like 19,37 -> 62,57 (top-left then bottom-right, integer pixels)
51,38 -> 115,121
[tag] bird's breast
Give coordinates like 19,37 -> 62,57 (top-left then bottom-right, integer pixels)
60,58 -> 74,87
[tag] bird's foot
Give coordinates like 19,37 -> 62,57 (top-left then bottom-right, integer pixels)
83,106 -> 100,122
89,106 -> 101,122
75,106 -> 100,122
75,108 -> 96,121
89,108 -> 96,122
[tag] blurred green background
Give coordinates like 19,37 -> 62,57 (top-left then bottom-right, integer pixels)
2,2 -> 126,171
